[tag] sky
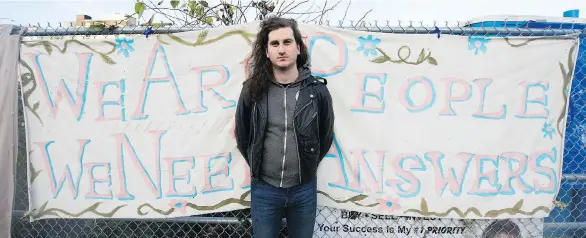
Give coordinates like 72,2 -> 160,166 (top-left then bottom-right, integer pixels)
0,0 -> 585,27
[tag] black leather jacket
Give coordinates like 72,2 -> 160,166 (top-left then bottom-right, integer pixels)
235,75 -> 335,184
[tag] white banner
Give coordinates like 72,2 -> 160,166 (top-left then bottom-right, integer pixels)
19,22 -> 578,221
315,208 -> 543,237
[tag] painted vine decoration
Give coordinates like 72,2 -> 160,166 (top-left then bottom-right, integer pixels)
137,203 -> 174,216
28,150 -> 42,183
484,199 -> 550,218
137,190 -> 251,215
22,40 -> 117,64
557,42 -> 578,137
136,190 -> 380,216
371,46 -> 438,66
32,201 -> 127,219
157,29 -> 256,47
503,35 -> 578,48
19,60 -> 42,124
404,198 -> 550,218
405,198 -> 482,218
317,191 -> 378,207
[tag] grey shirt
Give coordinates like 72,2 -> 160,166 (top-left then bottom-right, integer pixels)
260,68 -> 312,188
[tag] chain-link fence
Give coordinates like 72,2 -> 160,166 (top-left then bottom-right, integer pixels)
9,19 -> 586,237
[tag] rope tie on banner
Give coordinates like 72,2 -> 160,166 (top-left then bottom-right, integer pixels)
144,26 -> 154,38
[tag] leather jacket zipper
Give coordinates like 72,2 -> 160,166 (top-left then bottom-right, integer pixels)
293,111 -> 302,184
299,111 -> 317,133
249,103 -> 257,177
294,99 -> 313,118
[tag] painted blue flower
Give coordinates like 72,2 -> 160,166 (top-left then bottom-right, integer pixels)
169,199 -> 188,214
542,121 -> 556,140
468,36 -> 491,55
357,35 -> 381,57
115,37 -> 135,58
376,197 -> 401,213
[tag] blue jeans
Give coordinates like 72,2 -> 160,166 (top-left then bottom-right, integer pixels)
251,177 -> 317,238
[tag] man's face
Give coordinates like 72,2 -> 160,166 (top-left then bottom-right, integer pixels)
266,27 -> 300,70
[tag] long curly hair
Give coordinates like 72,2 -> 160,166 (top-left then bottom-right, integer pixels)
243,16 -> 309,106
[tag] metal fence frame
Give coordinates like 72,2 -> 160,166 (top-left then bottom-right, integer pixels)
17,22 -> 586,37
10,20 -> 586,237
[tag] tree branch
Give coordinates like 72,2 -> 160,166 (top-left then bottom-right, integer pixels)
146,0 -> 188,25
353,9 -> 372,28
305,0 -> 341,23
237,1 -> 253,24
279,0 -> 308,15
132,0 -> 370,28
318,0 -> 328,24
341,0 -> 351,23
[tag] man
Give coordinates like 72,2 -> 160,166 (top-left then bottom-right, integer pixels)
235,16 -> 335,238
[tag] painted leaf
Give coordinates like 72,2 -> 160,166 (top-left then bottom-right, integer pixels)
100,54 -> 115,65
32,102 -> 39,112
512,200 -> 523,210
421,198 -> 429,211
417,49 -> 425,62
371,56 -> 388,63
42,42 -> 52,55
554,200 -> 569,209
350,194 -> 368,201
427,56 -> 438,65
559,62 -> 567,77
31,168 -> 42,183
568,44 -> 576,72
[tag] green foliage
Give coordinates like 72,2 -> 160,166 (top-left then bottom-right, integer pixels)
131,0 -> 296,27
131,0 -> 366,27
170,0 -> 179,8
134,2 -> 146,18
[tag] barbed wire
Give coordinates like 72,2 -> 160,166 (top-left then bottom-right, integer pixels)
11,19 -> 586,37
